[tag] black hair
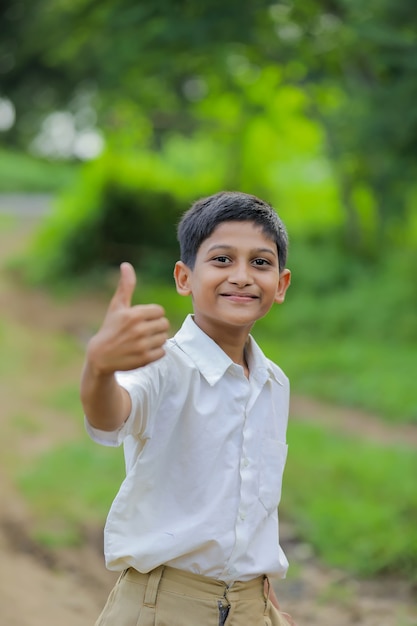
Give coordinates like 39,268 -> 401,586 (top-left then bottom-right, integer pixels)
177,191 -> 288,271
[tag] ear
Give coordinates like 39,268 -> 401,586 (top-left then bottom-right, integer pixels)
274,269 -> 291,304
174,261 -> 192,297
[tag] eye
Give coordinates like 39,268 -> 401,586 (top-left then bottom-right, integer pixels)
252,258 -> 271,266
213,256 -> 231,264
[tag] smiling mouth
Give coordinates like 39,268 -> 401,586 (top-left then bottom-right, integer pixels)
221,293 -> 258,301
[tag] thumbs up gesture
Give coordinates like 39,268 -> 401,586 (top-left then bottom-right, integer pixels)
86,262 -> 170,375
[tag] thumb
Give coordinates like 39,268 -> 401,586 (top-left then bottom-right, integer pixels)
110,262 -> 136,310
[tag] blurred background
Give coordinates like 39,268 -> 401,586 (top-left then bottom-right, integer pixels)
0,1 -> 416,624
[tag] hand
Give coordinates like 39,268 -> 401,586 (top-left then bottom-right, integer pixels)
281,612 -> 297,626
264,579 -> 297,626
86,262 -> 170,375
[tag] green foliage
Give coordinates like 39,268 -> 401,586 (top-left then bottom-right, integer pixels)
0,148 -> 77,192
133,281 -> 193,331
192,69 -> 343,234
44,384 -> 82,417
272,234 -> 417,343
1,0 -> 270,148
3,0 -> 417,257
282,422 -> 417,581
19,75 -> 344,285
255,234 -> 417,422
23,151 -> 205,284
18,439 -> 124,546
270,338 -> 417,423
260,0 -> 417,244
11,412 -> 43,434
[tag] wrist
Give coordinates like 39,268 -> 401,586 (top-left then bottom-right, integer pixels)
85,337 -> 115,378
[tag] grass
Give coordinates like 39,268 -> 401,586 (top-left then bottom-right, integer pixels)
0,148 -> 78,192
0,214 -> 18,229
11,412 -> 43,434
44,384 -> 84,416
18,438 -> 124,546
282,421 -> 417,581
0,318 -> 27,375
258,333 -> 417,423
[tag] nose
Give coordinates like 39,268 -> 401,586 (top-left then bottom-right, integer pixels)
228,261 -> 253,287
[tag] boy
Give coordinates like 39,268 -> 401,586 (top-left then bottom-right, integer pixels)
81,191 -> 294,625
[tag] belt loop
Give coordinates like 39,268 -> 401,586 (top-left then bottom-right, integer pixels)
144,565 -> 165,607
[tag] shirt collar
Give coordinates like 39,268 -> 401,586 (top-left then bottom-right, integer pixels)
173,315 -> 284,387
173,315 -> 232,385
245,334 -> 284,387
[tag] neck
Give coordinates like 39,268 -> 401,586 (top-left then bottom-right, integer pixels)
221,344 -> 250,378
192,317 -> 251,377
220,339 -> 249,374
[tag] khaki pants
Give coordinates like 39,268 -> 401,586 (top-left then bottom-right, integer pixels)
95,566 -> 291,626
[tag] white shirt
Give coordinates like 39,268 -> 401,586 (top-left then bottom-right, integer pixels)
86,314 -> 289,583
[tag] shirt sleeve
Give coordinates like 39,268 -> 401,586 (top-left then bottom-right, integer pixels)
84,355 -> 169,447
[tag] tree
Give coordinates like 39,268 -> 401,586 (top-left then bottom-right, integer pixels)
2,0 -> 417,251
278,0 -> 417,246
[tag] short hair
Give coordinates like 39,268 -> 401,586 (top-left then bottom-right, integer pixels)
177,191 -> 288,271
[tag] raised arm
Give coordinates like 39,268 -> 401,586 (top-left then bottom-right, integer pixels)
80,262 -> 169,431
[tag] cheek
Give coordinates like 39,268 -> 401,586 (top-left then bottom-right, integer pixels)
261,276 -> 279,291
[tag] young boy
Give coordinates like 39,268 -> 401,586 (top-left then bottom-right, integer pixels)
81,191 -> 294,625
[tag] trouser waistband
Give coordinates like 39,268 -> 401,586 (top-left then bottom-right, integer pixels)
124,565 -> 267,605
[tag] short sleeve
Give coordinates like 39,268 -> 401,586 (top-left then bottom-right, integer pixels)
84,416 -> 125,447
84,355 -> 169,447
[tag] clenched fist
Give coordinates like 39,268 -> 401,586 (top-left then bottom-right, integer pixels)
86,262 -> 170,375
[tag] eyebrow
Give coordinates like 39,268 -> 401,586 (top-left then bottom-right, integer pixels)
207,244 -> 277,256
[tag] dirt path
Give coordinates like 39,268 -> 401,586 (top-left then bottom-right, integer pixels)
290,396 -> 417,447
0,208 -> 416,625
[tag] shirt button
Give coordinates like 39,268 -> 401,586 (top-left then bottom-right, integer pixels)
239,511 -> 246,520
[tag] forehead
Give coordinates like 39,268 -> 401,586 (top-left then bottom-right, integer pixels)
200,220 -> 277,251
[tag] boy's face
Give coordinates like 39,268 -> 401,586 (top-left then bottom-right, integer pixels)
174,221 -> 291,340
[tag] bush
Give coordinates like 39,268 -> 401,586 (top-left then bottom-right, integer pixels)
258,232 -> 417,343
22,150 -> 218,285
